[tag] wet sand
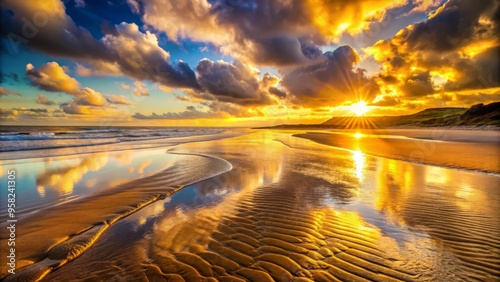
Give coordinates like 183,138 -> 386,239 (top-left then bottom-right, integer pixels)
0,151 -> 231,280
6,131 -> 496,281
295,130 -> 500,173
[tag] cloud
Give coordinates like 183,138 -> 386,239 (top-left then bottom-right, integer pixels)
401,72 -> 435,97
281,45 -> 379,107
141,0 -> 229,45
443,90 -> 500,105
131,101 -> 261,120
26,62 -> 80,93
371,95 -> 401,106
75,64 -> 93,76
26,62 -> 134,114
75,63 -> 121,77
410,0 -> 445,14
73,87 -> 107,106
126,0 -> 141,14
36,94 -> 56,105
100,22 -> 200,88
367,0 -> 499,100
106,95 -> 135,105
74,0 -> 85,8
59,102 -> 116,115
132,81 -> 149,96
0,108 -> 17,121
26,62 -> 105,106
139,0 -> 405,66
78,61 -> 123,76
3,2 -> 199,89
0,107 -> 65,121
3,0 -> 404,118
2,0 -> 111,59
5,0 -> 496,120
194,59 -> 269,105
132,106 -> 226,120
268,86 -> 287,98
404,0 -> 497,52
0,87 -> 21,97
444,45 -> 500,91
120,83 -> 131,90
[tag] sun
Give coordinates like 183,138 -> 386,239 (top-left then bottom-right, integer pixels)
350,100 -> 370,116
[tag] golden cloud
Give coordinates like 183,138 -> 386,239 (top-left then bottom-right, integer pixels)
365,0 -> 499,103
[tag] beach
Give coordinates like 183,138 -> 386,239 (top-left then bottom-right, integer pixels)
1,128 -> 499,281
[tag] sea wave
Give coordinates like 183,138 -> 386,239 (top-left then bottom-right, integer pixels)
0,127 -> 225,152
0,132 -> 56,141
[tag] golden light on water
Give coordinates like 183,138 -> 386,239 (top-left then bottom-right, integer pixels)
352,150 -> 365,182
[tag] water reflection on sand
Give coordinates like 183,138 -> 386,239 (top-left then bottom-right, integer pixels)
42,131 -> 500,281
0,148 -> 176,220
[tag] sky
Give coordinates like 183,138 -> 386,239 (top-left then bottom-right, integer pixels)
0,0 -> 499,126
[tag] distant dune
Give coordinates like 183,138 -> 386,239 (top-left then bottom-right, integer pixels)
258,102 -> 500,129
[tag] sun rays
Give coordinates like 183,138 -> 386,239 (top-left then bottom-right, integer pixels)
341,100 -> 378,129
350,100 -> 370,116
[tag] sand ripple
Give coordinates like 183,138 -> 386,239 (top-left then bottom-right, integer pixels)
14,131 -> 500,281
145,183 -> 424,282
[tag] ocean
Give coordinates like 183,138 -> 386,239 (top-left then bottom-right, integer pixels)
0,126 -> 226,153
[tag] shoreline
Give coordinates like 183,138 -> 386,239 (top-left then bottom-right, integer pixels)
0,150 -> 233,281
293,131 -> 500,174
296,134 -> 500,176
0,131 -> 246,161
41,131 -> 500,281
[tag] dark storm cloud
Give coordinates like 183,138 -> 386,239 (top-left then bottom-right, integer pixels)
195,59 -> 273,106
210,0 -> 322,65
140,0 -> 405,67
100,23 -> 200,89
268,86 -> 287,98
254,36 -> 309,65
404,0 -> 495,52
300,40 -> 324,60
281,45 -> 379,107
1,1 -> 111,60
401,72 -> 435,97
2,2 -> 199,89
444,46 -> 500,91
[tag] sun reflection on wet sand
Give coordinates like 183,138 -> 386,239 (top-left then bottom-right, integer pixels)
352,150 -> 365,182
353,132 -> 363,139
4,131 -> 500,281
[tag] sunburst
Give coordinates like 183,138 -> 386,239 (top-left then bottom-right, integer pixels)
350,100 -> 370,116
